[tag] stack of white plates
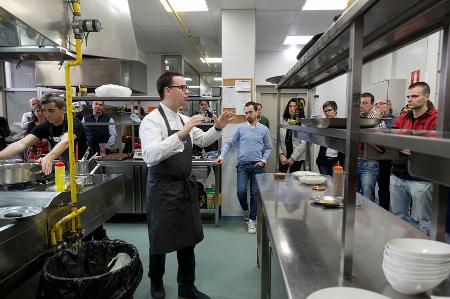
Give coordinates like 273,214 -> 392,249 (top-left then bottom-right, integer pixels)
383,238 -> 450,295
292,171 -> 327,185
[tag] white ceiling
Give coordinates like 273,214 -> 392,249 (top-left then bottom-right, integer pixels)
128,0 -> 342,72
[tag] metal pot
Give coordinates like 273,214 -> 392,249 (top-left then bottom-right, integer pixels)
0,163 -> 41,185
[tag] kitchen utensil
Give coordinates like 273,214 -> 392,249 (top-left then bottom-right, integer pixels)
0,162 -> 42,185
88,152 -> 98,163
386,238 -> 450,258
0,159 -> 23,165
89,163 -> 100,175
81,146 -> 90,161
0,206 -> 43,219
311,195 -> 343,206
77,160 -> 90,175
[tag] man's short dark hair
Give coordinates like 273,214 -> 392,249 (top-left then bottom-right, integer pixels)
361,92 -> 375,104
157,71 -> 184,99
409,81 -> 430,95
41,93 -> 66,108
256,103 -> 262,108
199,100 -> 210,107
245,101 -> 257,111
322,101 -> 337,111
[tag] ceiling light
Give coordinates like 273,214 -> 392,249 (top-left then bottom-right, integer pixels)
185,77 -> 192,81
284,45 -> 300,58
201,57 -> 222,64
284,36 -> 313,45
302,0 -> 347,10
188,85 -> 200,88
160,0 -> 208,12
214,77 -> 222,81
165,60 -> 168,64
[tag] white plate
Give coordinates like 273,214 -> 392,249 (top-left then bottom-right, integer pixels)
307,287 -> 391,299
291,171 -> 320,177
299,175 -> 327,185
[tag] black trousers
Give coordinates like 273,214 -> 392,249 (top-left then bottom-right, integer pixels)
317,157 -> 340,176
149,245 -> 196,296
279,160 -> 303,173
377,160 -> 392,211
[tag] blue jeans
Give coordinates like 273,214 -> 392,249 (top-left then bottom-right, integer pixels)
357,159 -> 379,202
390,175 -> 433,235
236,162 -> 265,221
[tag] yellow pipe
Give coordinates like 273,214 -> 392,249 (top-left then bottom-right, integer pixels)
50,206 -> 87,246
164,0 -> 213,71
65,0 -> 83,233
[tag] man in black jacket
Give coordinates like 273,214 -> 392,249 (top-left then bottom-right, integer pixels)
0,116 -> 10,151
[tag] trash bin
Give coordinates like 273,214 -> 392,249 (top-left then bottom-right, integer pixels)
37,239 -> 143,299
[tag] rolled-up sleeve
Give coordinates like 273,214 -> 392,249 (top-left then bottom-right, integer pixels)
140,116 -> 184,166
191,125 -> 222,148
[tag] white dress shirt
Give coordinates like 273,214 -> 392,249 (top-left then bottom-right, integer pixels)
140,102 -> 222,167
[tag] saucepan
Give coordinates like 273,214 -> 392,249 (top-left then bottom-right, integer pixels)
0,162 -> 42,185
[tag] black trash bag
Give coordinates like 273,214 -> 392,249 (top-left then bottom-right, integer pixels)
37,239 -> 143,299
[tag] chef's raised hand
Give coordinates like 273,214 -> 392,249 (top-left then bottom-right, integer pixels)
177,114 -> 205,139
213,111 -> 234,129
214,157 -> 224,165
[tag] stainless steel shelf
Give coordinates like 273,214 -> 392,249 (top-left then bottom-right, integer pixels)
71,96 -> 222,102
277,0 -> 449,89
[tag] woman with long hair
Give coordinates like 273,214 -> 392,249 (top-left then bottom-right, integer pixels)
25,105 -> 49,160
279,98 -> 306,173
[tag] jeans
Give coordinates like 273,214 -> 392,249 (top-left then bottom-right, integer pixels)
390,175 -> 432,235
237,161 -> 265,221
149,245 -> 196,296
357,159 -> 379,202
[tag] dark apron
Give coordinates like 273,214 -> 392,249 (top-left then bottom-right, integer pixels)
146,106 -> 203,254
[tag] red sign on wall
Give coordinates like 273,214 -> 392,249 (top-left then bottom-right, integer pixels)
410,70 -> 421,84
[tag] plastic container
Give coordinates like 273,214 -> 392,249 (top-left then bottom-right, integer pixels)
332,162 -> 344,197
54,161 -> 65,192
205,187 -> 215,209
311,94 -> 321,119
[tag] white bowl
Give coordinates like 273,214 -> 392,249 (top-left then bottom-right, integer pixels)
383,261 -> 450,279
382,265 -> 448,295
299,175 -> 327,185
306,287 -> 390,299
385,247 -> 450,265
292,171 -> 321,177
383,251 -> 450,271
387,238 -> 450,258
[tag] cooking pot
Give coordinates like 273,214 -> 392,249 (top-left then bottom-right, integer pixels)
0,162 -> 42,185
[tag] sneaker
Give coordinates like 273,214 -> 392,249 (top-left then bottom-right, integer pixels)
248,219 -> 256,234
151,279 -> 165,299
242,210 -> 249,222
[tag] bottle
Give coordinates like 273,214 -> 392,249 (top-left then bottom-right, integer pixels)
55,160 -> 65,192
332,162 -> 344,197
311,94 -> 320,118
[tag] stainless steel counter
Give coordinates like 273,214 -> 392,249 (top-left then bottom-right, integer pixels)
257,173 -> 450,299
0,174 -> 125,296
97,159 -> 221,225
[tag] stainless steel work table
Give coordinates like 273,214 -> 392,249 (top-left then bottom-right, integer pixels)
257,173 -> 450,299
97,159 -> 221,225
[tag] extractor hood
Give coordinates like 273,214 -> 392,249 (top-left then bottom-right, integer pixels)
0,0 -> 139,61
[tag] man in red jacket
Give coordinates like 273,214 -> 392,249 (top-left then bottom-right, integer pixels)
390,81 -> 437,235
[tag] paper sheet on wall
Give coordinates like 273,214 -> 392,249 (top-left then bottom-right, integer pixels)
222,86 -> 237,108
235,79 -> 251,92
235,92 -> 251,115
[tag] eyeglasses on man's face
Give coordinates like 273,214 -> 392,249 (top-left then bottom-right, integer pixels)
168,85 -> 188,92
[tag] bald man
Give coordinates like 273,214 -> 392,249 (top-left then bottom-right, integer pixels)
21,97 -> 40,129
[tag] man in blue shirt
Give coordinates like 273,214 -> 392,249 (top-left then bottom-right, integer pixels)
214,102 -> 272,234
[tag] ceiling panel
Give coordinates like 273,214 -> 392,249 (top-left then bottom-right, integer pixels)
256,24 -> 290,36
292,10 -> 341,25
129,0 -> 165,13
206,0 -> 256,10
256,0 -> 305,11
256,10 -> 298,25
287,24 -> 331,36
132,12 -> 174,27
256,44 -> 281,51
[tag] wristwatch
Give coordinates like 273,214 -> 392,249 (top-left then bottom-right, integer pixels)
214,126 -> 222,131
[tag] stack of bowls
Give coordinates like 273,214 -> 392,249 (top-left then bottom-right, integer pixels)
383,238 -> 450,295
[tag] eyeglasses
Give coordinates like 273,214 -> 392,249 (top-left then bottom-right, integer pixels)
323,108 -> 334,113
168,85 -> 188,91
377,102 -> 388,105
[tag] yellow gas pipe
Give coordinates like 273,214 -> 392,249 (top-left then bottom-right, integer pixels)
50,0 -> 86,246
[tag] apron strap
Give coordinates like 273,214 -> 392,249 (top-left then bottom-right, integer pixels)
158,105 -> 186,134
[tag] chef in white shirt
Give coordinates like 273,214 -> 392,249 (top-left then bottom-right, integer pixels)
139,71 -> 233,299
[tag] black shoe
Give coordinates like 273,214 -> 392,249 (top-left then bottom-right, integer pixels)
151,280 -> 165,299
178,288 -> 211,299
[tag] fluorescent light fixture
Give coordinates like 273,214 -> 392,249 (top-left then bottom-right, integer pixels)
185,77 -> 192,81
214,77 -> 222,81
302,0 -> 347,10
284,45 -> 300,58
284,35 -> 313,45
164,60 -> 168,64
201,57 -> 222,64
160,0 -> 208,12
188,85 -> 200,88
